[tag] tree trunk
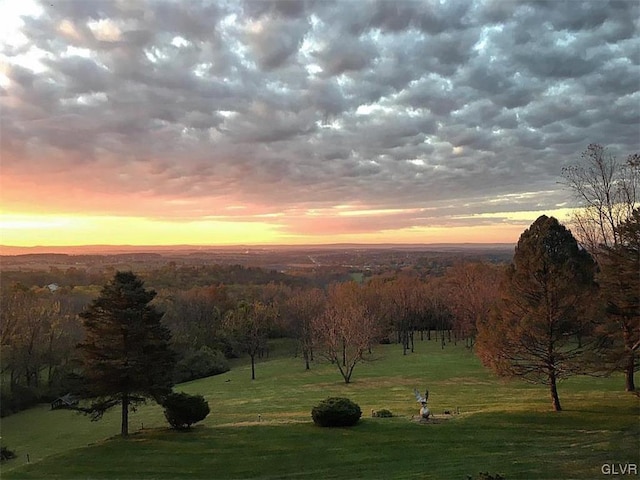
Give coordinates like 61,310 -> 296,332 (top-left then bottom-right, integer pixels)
48,335 -> 54,388
625,353 -> 636,392
121,392 -> 129,437
549,373 -> 562,411
250,354 -> 256,380
336,360 -> 351,384
342,342 -> 346,367
48,364 -> 54,388
343,365 -> 352,384
303,350 -> 310,370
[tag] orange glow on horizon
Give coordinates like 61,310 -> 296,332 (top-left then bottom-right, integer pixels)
0,214 -> 283,247
0,212 -> 532,247
0,208 -> 575,247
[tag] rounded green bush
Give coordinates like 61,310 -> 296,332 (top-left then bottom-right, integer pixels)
162,392 -> 210,430
311,397 -> 362,427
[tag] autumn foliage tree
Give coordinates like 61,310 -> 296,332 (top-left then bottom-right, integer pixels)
313,282 -> 378,383
476,216 -> 597,411
0,285 -> 84,415
385,275 -> 427,355
1,287 -> 59,390
160,284 -> 233,354
444,262 -> 503,347
78,271 -> 176,437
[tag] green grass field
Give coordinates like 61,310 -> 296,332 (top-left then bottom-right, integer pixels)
1,339 -> 638,479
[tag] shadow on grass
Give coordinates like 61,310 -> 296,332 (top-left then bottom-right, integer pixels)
5,406 -> 638,480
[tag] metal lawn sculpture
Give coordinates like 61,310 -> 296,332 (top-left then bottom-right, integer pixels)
414,388 -> 430,420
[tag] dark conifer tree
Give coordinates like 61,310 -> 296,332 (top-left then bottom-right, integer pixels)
78,271 -> 175,436
476,216 -> 597,411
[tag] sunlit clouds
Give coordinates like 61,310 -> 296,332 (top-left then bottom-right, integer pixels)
1,0 -> 638,246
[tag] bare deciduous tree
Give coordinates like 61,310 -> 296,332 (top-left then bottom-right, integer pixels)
224,300 -> 275,380
561,143 -> 639,256
562,144 -> 640,392
283,287 -> 325,370
312,282 -> 378,384
596,209 -> 640,391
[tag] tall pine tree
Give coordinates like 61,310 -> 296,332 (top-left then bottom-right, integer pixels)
476,216 -> 597,411
78,271 -> 175,436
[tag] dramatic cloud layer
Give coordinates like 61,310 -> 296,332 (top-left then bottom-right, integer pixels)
1,0 -> 638,244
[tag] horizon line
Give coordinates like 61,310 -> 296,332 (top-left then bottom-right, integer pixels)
0,242 -> 516,255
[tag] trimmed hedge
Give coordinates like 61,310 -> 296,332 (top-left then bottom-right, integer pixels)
311,397 -> 362,427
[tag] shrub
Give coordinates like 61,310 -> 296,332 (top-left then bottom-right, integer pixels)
467,473 -> 506,480
174,347 -> 230,383
1,446 -> 17,462
163,392 -> 210,430
373,409 -> 393,418
311,397 -> 362,427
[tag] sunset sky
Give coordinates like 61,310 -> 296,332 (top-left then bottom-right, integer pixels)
1,0 -> 638,247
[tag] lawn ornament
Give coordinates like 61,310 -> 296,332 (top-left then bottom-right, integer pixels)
414,388 -> 430,420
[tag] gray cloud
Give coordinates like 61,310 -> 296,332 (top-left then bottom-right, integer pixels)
1,0 -> 639,237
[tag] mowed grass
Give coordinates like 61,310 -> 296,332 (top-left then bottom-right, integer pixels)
2,339 -> 638,479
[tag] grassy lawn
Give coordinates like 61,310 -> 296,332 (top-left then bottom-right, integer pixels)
1,340 -> 638,479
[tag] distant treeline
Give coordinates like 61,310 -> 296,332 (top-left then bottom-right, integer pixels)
0,263 -> 310,291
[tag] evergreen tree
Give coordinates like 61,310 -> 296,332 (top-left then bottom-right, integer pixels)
476,216 -> 597,411
78,271 -> 175,436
